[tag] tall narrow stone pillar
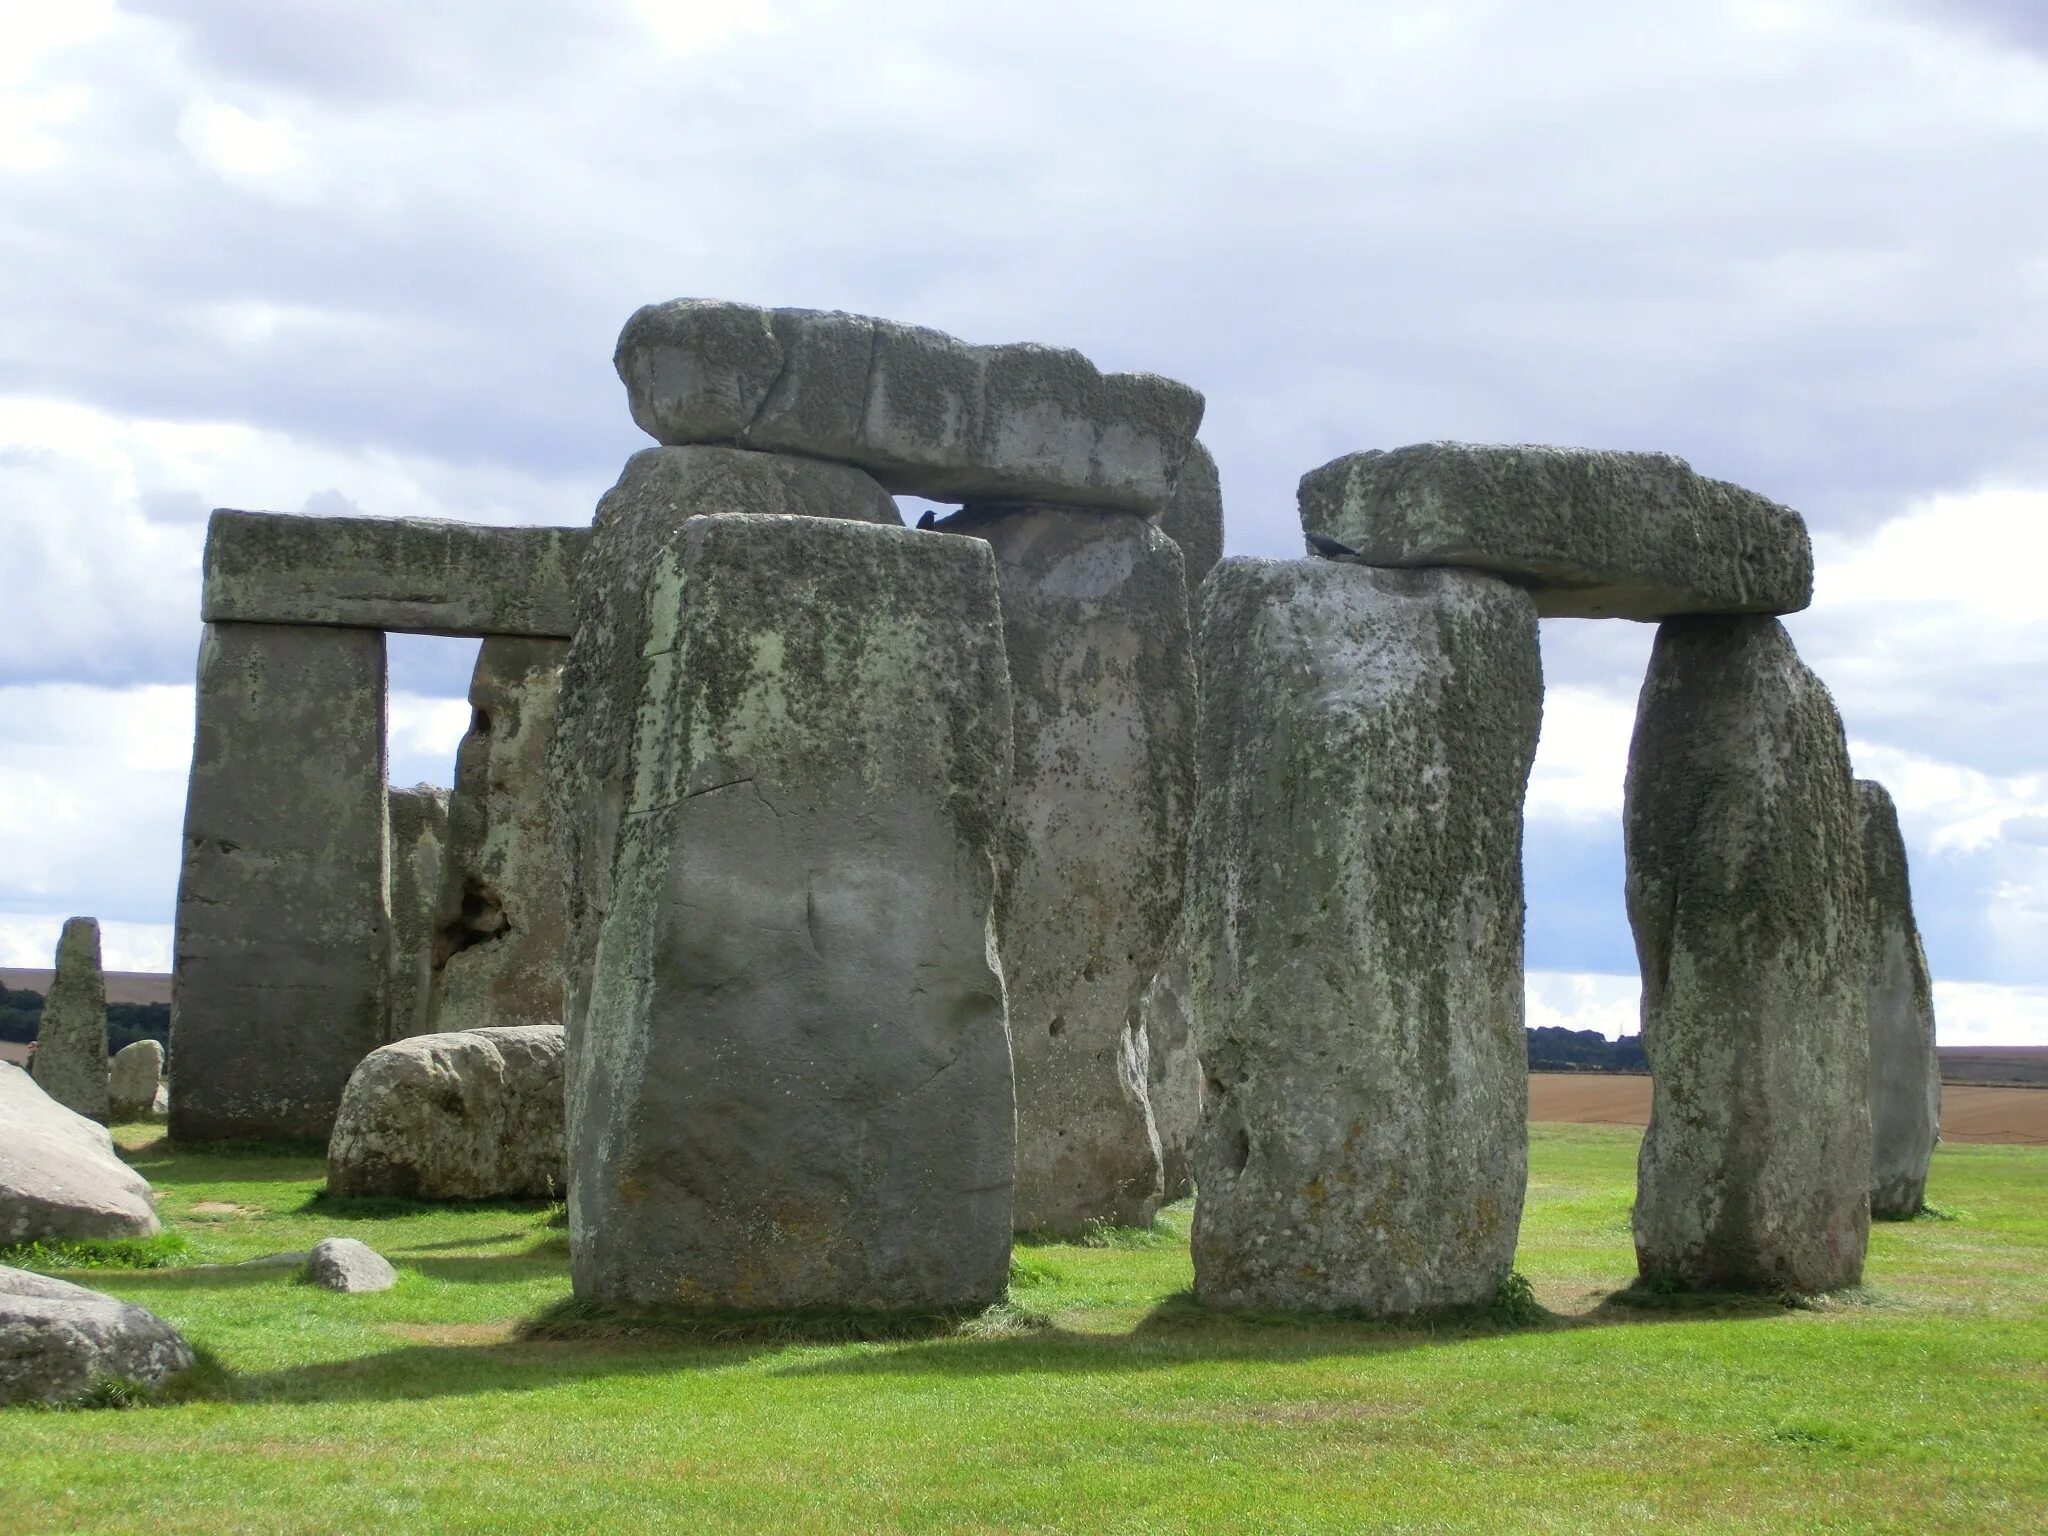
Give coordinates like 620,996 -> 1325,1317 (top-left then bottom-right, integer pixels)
32,917 -> 109,1123
170,622 -> 388,1142
1186,559 -> 1540,1314
1626,616 -> 1870,1292
961,505 -> 1196,1236
385,784 -> 449,1040
1858,779 -> 1940,1219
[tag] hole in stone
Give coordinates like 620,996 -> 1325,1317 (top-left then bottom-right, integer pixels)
1048,1014 -> 1066,1039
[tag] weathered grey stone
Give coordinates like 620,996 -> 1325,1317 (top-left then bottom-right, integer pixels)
1298,443 -> 1814,620
202,510 -> 589,637
615,300 -> 1205,514
106,1040 -> 164,1121
1627,616 -> 1870,1293
422,639 -> 570,1037
0,1267 -> 194,1406
170,622 -> 389,1143
304,1236 -> 396,1293
1186,559 -> 1540,1315
1157,441 -> 1223,596
948,505 -> 1194,1234
385,784 -> 449,1040
327,1025 -> 566,1200
1139,917 -> 1202,1204
1858,779 -> 1941,1220
551,446 -> 900,1030
30,918 -> 108,1123
556,513 -> 1015,1311
0,1064 -> 159,1242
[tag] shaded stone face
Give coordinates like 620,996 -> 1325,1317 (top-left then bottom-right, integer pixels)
30,918 -> 107,1124
554,512 -> 1017,1312
1186,559 -> 1540,1315
613,299 -> 1205,514
1298,443 -> 1814,620
1139,916 -> 1201,1205
423,639 -> 570,1037
956,505 -> 1195,1235
327,1025 -> 565,1201
1627,616 -> 1870,1293
1155,441 -> 1223,599
1858,779 -> 1941,1220
106,1039 -> 164,1121
0,1063 -> 160,1243
385,785 -> 449,1040
170,622 -> 389,1143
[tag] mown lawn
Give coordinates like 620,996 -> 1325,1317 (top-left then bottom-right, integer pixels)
4,1123 -> 2043,1534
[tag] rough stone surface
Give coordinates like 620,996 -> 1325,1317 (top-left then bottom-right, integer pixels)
1157,441 -> 1223,597
615,299 -> 1204,514
953,505 -> 1195,1234
1859,779 -> 1941,1220
1627,616 -> 1870,1293
385,785 -> 449,1039
31,918 -> 108,1123
1139,917 -> 1202,1204
0,1064 -> 160,1243
305,1236 -> 397,1293
1185,559 -> 1540,1315
170,622 -> 389,1143
203,510 -> 588,638
423,639 -> 570,1037
106,1040 -> 165,1121
555,513 -> 1015,1311
327,1025 -> 566,1200
0,1266 -> 194,1406
551,445 -> 900,1025
1298,443 -> 1814,620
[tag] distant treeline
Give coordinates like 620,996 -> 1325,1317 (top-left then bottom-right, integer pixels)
1525,1026 -> 1648,1073
0,983 -> 171,1058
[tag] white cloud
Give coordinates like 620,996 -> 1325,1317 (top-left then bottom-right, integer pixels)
0,917 -> 172,974
1525,684 -> 1636,824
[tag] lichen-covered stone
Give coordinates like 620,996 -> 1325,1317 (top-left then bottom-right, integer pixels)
30,918 -> 107,1123
1157,441 -> 1223,596
950,505 -> 1194,1234
0,1267 -> 193,1406
1627,616 -> 1870,1293
106,1040 -> 164,1121
1186,559 -> 1540,1315
615,300 -> 1204,514
1139,917 -> 1201,1204
1298,443 -> 1813,620
1858,779 -> 1940,1220
0,1064 -> 159,1243
423,639 -> 570,1037
327,1026 -> 565,1200
555,513 -> 1016,1311
203,510 -> 588,637
386,785 -> 449,1040
170,622 -> 389,1143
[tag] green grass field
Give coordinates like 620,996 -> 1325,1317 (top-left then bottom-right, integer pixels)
5,1124 -> 2043,1534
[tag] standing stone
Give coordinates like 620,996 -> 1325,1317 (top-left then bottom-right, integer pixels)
1186,559 -> 1541,1314
385,785 -> 449,1040
1139,917 -> 1201,1203
171,622 -> 388,1143
1859,779 -> 1940,1219
1156,442 -> 1224,598
1627,617 -> 1870,1293
107,1040 -> 165,1121
955,505 -> 1195,1235
31,919 -> 108,1123
423,639 -> 571,1036
555,512 -> 1016,1312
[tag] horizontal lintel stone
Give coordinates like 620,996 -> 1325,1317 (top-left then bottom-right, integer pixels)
202,509 -> 591,638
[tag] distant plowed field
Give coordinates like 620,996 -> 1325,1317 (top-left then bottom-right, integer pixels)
1530,1072 -> 2047,1145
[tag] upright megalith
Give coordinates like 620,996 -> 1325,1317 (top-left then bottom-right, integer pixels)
1626,617 -> 1870,1293
423,639 -> 571,1036
1185,558 -> 1541,1314
107,1040 -> 165,1121
1156,441 -> 1224,598
31,919 -> 108,1123
385,785 -> 449,1040
1858,779 -> 1940,1219
553,512 -> 1016,1312
171,622 -> 389,1143
950,505 -> 1194,1234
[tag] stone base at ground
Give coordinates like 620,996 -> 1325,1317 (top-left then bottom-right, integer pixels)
0,1064 -> 160,1243
1186,558 -> 1540,1315
0,1266 -> 194,1406
1859,779 -> 1941,1219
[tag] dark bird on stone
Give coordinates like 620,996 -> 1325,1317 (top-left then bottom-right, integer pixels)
916,509 -> 938,530
1306,531 -> 1363,561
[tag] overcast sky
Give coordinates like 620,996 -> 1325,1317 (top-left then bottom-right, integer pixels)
2,0 -> 2043,1043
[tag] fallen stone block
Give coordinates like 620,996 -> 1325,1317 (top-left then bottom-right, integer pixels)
0,1064 -> 159,1243
0,1266 -> 194,1406
1859,779 -> 1941,1220
305,1237 -> 396,1293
